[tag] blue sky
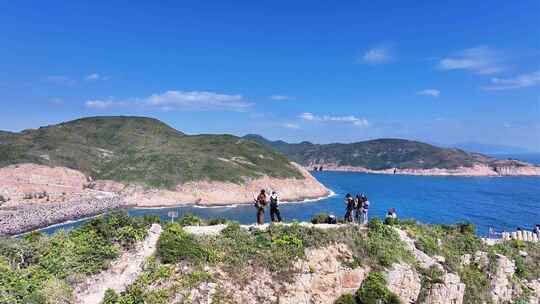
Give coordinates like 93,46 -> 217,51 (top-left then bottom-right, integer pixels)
1,1 -> 539,151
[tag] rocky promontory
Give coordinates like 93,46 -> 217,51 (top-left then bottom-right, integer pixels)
0,162 -> 330,235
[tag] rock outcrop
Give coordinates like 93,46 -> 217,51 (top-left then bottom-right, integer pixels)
423,273 -> 465,304
396,228 -> 465,303
173,243 -> 369,304
386,262 -> 422,303
489,254 -> 517,303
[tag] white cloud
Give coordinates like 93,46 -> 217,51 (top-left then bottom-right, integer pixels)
270,95 -> 294,101
438,46 -> 506,75
85,90 -> 252,111
85,99 -> 122,109
482,71 -> 540,91
417,89 -> 440,97
281,123 -> 300,129
86,73 -> 110,81
299,112 -> 369,127
299,112 -> 316,121
42,75 -> 76,86
361,46 -> 393,65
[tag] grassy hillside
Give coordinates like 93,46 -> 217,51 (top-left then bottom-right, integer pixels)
0,117 -> 303,188
243,135 -> 493,170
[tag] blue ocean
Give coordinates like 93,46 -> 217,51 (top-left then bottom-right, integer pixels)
36,169 -> 540,236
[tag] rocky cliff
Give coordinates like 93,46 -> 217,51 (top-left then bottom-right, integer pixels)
93,220 -> 540,304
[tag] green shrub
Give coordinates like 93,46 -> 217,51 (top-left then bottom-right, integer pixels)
356,272 -> 400,304
311,212 -> 329,224
334,293 -> 357,304
157,223 -> 210,264
459,266 -> 490,304
102,288 -> 119,304
177,214 -> 206,226
353,218 -> 413,267
457,222 -> 476,235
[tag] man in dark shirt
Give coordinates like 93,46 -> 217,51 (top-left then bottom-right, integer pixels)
255,189 -> 267,225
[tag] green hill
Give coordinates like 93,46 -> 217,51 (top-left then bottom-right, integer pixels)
243,135 -> 494,170
0,117 -> 303,188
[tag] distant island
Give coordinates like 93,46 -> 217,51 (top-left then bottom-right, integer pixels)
243,135 -> 540,176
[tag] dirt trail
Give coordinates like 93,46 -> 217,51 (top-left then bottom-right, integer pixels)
73,224 -> 162,304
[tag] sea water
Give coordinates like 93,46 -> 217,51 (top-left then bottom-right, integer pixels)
35,171 -> 540,236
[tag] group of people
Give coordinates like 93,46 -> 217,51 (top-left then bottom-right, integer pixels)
344,193 -> 370,224
253,189 -> 397,226
254,189 -> 282,225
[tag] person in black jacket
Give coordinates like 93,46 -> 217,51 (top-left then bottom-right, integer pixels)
269,191 -> 282,222
344,193 -> 354,222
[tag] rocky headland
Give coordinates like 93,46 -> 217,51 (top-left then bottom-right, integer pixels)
0,162 -> 329,235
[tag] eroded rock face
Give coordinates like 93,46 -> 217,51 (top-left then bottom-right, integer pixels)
423,273 -> 465,304
489,254 -> 517,303
386,263 -> 422,303
395,228 -> 465,304
186,244 -> 370,304
120,163 -> 331,207
0,164 -> 90,205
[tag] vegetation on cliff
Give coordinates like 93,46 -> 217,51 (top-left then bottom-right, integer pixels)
1,214 -> 539,303
0,211 -> 154,303
0,116 -> 303,189
243,134 -> 505,170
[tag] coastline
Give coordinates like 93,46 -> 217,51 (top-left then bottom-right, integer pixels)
307,163 -> 540,176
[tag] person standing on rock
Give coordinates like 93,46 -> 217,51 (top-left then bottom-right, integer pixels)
269,191 -> 282,222
361,194 -> 370,224
254,189 -> 267,225
344,193 -> 354,222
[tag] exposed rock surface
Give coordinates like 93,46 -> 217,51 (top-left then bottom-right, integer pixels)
386,262 -> 422,303
183,244 -> 370,304
396,228 -> 465,303
423,273 -> 465,304
120,163 -> 330,207
73,224 -> 162,304
489,254 -> 517,303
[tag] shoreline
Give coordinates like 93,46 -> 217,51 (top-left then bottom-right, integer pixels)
2,190 -> 337,237
308,164 -> 540,177
132,189 -> 338,210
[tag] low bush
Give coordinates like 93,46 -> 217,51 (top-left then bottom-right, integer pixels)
157,223 -> 212,264
351,218 -> 413,268
356,272 -> 400,304
334,293 -> 357,304
311,212 -> 330,224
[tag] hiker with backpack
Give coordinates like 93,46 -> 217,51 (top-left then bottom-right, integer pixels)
269,191 -> 282,222
344,193 -> 355,222
254,189 -> 267,225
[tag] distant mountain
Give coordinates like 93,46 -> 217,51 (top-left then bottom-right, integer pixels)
0,117 -> 303,189
243,135 -> 493,170
451,142 -> 536,155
